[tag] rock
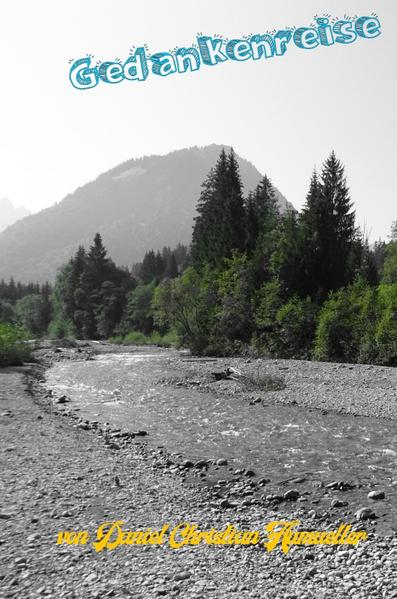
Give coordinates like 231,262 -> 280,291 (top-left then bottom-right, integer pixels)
134,430 -> 148,437
326,480 -> 355,491
195,460 -> 209,469
355,507 -> 376,521
245,470 -> 256,477
284,489 -> 300,501
220,498 -> 236,509
77,423 -> 90,430
0,513 -> 12,519
85,573 -> 97,583
173,571 -> 190,581
216,458 -> 228,466
331,499 -> 348,508
55,395 -> 70,404
258,477 -> 270,486
107,442 -> 121,450
182,460 -> 194,468
266,494 -> 283,503
368,490 -> 385,500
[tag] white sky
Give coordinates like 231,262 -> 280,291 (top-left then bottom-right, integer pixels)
0,1 -> 395,239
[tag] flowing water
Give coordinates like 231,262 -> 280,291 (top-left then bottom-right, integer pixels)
46,348 -> 397,531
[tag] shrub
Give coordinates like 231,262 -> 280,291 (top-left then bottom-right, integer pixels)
313,280 -> 374,363
48,317 -> 76,339
0,300 -> 15,324
373,284 -> 397,365
0,323 -> 31,366
152,267 -> 218,353
108,330 -> 178,348
274,296 -> 318,359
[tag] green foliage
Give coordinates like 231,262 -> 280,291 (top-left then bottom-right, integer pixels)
313,280 -> 375,363
273,297 -> 318,359
15,294 -> 49,337
50,234 -> 134,339
212,253 -> 254,345
47,317 -> 76,340
253,279 -> 283,353
0,323 -> 31,366
153,267 -> 218,353
373,284 -> 397,365
381,240 -> 397,284
0,300 -> 15,324
254,282 -> 317,358
122,282 -> 156,335
109,330 -> 177,347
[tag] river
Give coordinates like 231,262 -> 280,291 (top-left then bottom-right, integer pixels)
45,347 -> 397,533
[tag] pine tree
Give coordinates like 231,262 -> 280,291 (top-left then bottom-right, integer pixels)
140,250 -> 157,283
192,148 -> 246,267
165,253 -> 178,279
299,154 -> 357,300
248,176 -> 281,284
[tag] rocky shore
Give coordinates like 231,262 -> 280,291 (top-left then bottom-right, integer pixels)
0,343 -> 396,598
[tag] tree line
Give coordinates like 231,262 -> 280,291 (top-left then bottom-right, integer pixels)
1,147 -> 396,366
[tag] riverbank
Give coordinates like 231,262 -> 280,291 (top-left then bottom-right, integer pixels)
0,344 -> 396,598
164,352 -> 397,421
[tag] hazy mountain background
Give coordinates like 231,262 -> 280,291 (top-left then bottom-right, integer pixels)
0,198 -> 30,233
0,145 -> 289,283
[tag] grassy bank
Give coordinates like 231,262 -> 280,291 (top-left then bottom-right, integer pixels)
0,323 -> 32,366
109,330 -> 177,348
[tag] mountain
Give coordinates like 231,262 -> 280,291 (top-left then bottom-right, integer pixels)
0,198 -> 30,233
0,145 -> 289,283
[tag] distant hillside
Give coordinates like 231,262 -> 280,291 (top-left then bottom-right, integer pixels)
0,198 -> 30,233
0,145 -> 289,283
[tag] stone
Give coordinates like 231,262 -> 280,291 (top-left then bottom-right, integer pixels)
355,507 -> 376,521
107,442 -> 121,450
182,460 -> 194,468
266,494 -> 283,503
195,460 -> 209,469
332,499 -> 348,508
216,458 -> 228,466
220,498 -> 236,509
55,395 -> 70,404
284,489 -> 300,501
173,571 -> 190,581
258,477 -> 270,486
367,490 -> 385,500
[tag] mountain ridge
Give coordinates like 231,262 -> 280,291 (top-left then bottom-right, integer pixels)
0,198 -> 30,234
0,145 -> 289,283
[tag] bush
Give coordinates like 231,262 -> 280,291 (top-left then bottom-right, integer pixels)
108,330 -> 178,348
48,317 -> 76,339
152,267 -> 218,353
313,280 -> 375,363
0,323 -> 31,366
0,300 -> 15,324
274,297 -> 318,359
373,284 -> 397,365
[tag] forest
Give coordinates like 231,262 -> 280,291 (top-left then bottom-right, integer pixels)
1,148 -> 397,366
